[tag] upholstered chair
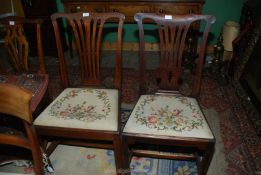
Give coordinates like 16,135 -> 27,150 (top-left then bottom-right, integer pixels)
122,13 -> 216,175
33,12 -> 125,175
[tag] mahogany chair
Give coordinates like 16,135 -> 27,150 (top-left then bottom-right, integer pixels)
0,16 -> 49,115
33,12 -> 125,174
0,83 -> 43,175
122,13 -> 216,175
0,16 -> 46,74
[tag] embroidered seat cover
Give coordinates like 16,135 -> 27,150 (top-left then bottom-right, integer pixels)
34,88 -> 119,131
123,95 -> 214,139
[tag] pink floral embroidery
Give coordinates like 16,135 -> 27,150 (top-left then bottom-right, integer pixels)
86,154 -> 96,159
148,115 -> 158,124
172,109 -> 180,116
135,96 -> 204,131
69,90 -> 78,97
60,111 -> 70,117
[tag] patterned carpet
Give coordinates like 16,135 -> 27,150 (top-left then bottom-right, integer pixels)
199,79 -> 261,175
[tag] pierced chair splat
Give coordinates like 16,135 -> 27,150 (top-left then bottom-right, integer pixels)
33,12 -> 125,175
122,13 -> 216,175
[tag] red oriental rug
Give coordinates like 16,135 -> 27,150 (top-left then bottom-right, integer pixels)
199,79 -> 261,175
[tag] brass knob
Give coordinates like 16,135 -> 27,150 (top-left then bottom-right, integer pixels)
189,9 -> 194,14
71,6 -> 81,13
159,9 -> 165,13
112,9 -> 119,12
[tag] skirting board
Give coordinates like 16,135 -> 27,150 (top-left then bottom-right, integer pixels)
101,42 -> 214,53
68,41 -> 214,53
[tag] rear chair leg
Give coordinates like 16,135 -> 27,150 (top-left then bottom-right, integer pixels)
198,144 -> 215,175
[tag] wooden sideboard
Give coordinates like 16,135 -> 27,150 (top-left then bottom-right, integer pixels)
61,0 -> 205,50
62,0 -> 205,22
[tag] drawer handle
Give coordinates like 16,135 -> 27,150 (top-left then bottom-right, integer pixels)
139,10 -> 148,13
159,9 -> 166,13
112,9 -> 119,12
71,6 -> 81,13
189,9 -> 194,14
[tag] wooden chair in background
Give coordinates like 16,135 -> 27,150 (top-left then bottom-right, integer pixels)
122,13 -> 216,175
33,12 -> 125,175
0,16 -> 49,116
0,16 -> 46,74
0,83 -> 43,175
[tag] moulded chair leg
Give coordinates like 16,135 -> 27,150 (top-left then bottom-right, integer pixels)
33,155 -> 44,175
121,137 -> 131,175
198,144 -> 215,175
113,135 -> 124,175
28,127 -> 44,175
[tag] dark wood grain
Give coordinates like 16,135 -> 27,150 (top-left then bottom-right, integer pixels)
0,84 -> 44,175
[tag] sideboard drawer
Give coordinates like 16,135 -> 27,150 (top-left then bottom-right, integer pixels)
65,4 -> 106,13
153,4 -> 200,15
108,4 -> 152,21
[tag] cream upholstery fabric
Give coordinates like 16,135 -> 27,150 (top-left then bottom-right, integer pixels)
123,95 -> 214,139
34,88 -> 119,131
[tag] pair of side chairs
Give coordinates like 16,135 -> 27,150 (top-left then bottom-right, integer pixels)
0,11 -> 215,175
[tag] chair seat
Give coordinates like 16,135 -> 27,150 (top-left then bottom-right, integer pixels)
123,95 -> 214,139
34,88 -> 119,131
0,74 -> 49,112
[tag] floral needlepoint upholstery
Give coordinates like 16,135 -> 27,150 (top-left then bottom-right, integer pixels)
34,88 -> 119,131
124,95 -> 214,139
